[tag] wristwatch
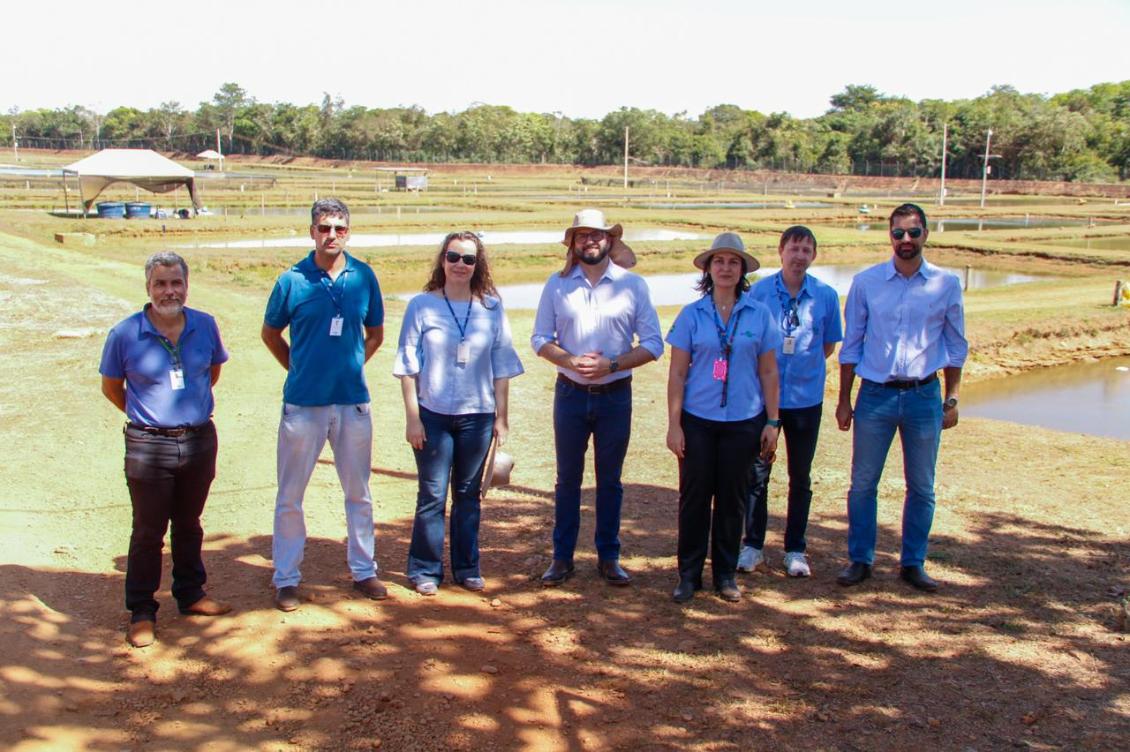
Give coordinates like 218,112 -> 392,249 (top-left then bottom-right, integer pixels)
943,397 -> 959,411
766,418 -> 782,428
609,358 -> 620,373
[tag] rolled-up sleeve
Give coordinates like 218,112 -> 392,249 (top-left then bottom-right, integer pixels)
633,280 -> 665,360
530,275 -> 557,354
838,280 -> 866,366
943,279 -> 968,367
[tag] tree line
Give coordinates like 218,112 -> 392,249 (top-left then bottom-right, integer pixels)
4,81 -> 1128,182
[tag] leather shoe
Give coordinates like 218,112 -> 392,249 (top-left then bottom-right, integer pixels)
672,578 -> 696,603
179,596 -> 232,616
899,565 -> 939,592
597,559 -> 632,586
541,559 -> 575,587
837,562 -> 872,587
716,580 -> 742,602
275,586 -> 301,612
127,619 -> 155,648
353,577 -> 389,600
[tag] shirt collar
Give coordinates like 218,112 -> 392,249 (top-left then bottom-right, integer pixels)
567,259 -> 624,285
884,257 -> 935,281
774,271 -> 812,299
139,304 -> 194,338
297,250 -> 356,276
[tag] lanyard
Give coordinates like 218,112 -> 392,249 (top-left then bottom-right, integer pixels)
710,296 -> 743,408
442,289 -> 473,342
155,334 -> 182,369
320,272 -> 345,315
775,276 -> 801,335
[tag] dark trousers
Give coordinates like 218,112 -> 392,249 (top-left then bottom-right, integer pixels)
745,403 -> 823,553
552,377 -> 633,562
677,410 -> 764,586
123,422 -> 217,620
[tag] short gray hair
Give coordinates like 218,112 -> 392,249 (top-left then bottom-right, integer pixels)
311,198 -> 350,226
145,251 -> 189,283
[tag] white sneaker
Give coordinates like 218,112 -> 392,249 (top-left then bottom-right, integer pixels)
783,552 -> 811,578
736,545 -> 764,573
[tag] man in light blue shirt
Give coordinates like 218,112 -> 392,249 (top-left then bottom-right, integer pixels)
836,203 -> 968,593
531,209 -> 664,587
742,226 -> 843,578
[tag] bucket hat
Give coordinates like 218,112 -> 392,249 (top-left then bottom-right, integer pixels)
480,438 -> 514,500
560,209 -> 637,272
693,231 -> 759,272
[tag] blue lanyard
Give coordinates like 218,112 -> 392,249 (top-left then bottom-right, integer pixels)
775,276 -> 801,335
320,272 -> 346,316
442,289 -> 472,342
710,296 -> 743,408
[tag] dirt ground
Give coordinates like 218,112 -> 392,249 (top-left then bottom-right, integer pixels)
1,220 -> 1128,751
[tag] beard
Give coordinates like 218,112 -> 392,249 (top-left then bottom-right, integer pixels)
895,244 -> 921,261
577,245 -> 610,266
152,299 -> 184,317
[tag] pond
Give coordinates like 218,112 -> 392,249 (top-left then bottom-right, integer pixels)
478,264 -> 1049,310
637,201 -> 834,210
851,216 -> 1110,232
1033,236 -> 1130,253
188,227 -> 705,250
962,357 -> 1130,440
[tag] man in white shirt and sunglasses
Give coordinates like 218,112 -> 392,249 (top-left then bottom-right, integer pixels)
835,203 -> 967,594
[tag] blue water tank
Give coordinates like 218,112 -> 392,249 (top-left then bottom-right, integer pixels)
96,201 -> 126,219
125,202 -> 152,219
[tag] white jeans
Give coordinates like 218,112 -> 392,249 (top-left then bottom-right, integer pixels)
272,403 -> 377,588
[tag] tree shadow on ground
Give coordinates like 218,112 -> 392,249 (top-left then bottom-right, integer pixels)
1,482 -> 1127,751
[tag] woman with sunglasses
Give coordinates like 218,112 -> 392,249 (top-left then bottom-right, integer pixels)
394,232 -> 524,595
665,232 -> 780,604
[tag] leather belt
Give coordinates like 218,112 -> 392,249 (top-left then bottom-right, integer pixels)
870,374 -> 938,390
557,374 -> 632,394
126,422 -> 209,437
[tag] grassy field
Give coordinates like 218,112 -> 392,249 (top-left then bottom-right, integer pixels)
0,156 -> 1127,750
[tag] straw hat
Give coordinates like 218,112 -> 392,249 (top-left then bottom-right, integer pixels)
479,438 -> 514,500
693,232 -> 760,272
560,209 -> 637,272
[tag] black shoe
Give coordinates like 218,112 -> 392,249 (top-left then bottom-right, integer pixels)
672,578 -> 696,603
716,580 -> 742,602
275,586 -> 300,612
837,562 -> 872,587
597,559 -> 632,586
899,565 -> 939,592
541,559 -> 575,587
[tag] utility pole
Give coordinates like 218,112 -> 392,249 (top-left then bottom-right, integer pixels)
938,122 -> 948,206
623,126 -> 629,190
980,128 -> 993,209
216,128 -> 224,172
12,123 -> 18,162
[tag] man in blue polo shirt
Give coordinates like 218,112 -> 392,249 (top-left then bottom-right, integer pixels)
100,251 -> 231,648
836,203 -> 967,593
742,226 -> 843,579
262,198 -> 387,611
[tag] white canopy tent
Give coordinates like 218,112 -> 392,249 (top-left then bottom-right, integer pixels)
196,149 -> 224,171
62,149 -> 200,216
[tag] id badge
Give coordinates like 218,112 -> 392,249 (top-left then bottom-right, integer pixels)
169,368 -> 185,391
782,336 -> 796,355
456,341 -> 470,365
712,358 -> 728,381
329,316 -> 344,337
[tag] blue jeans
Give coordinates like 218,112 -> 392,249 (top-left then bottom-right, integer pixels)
407,407 -> 494,585
123,421 -> 217,619
552,377 -> 633,562
846,379 -> 942,567
745,403 -> 823,553
272,403 -> 377,588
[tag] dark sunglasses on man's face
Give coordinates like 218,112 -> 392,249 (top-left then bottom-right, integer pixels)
891,227 -> 924,240
445,251 -> 477,265
316,223 -> 349,236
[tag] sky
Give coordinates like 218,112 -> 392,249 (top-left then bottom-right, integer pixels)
4,0 -> 1128,120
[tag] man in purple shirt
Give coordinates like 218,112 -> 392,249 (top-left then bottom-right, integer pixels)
835,204 -> 968,593
100,252 -> 231,648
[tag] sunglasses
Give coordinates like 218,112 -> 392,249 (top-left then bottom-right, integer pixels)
444,251 -> 477,265
315,223 -> 350,236
891,227 -> 924,240
574,229 -> 608,242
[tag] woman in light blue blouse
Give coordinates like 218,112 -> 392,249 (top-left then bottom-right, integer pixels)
665,232 -> 780,604
394,232 -> 524,595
